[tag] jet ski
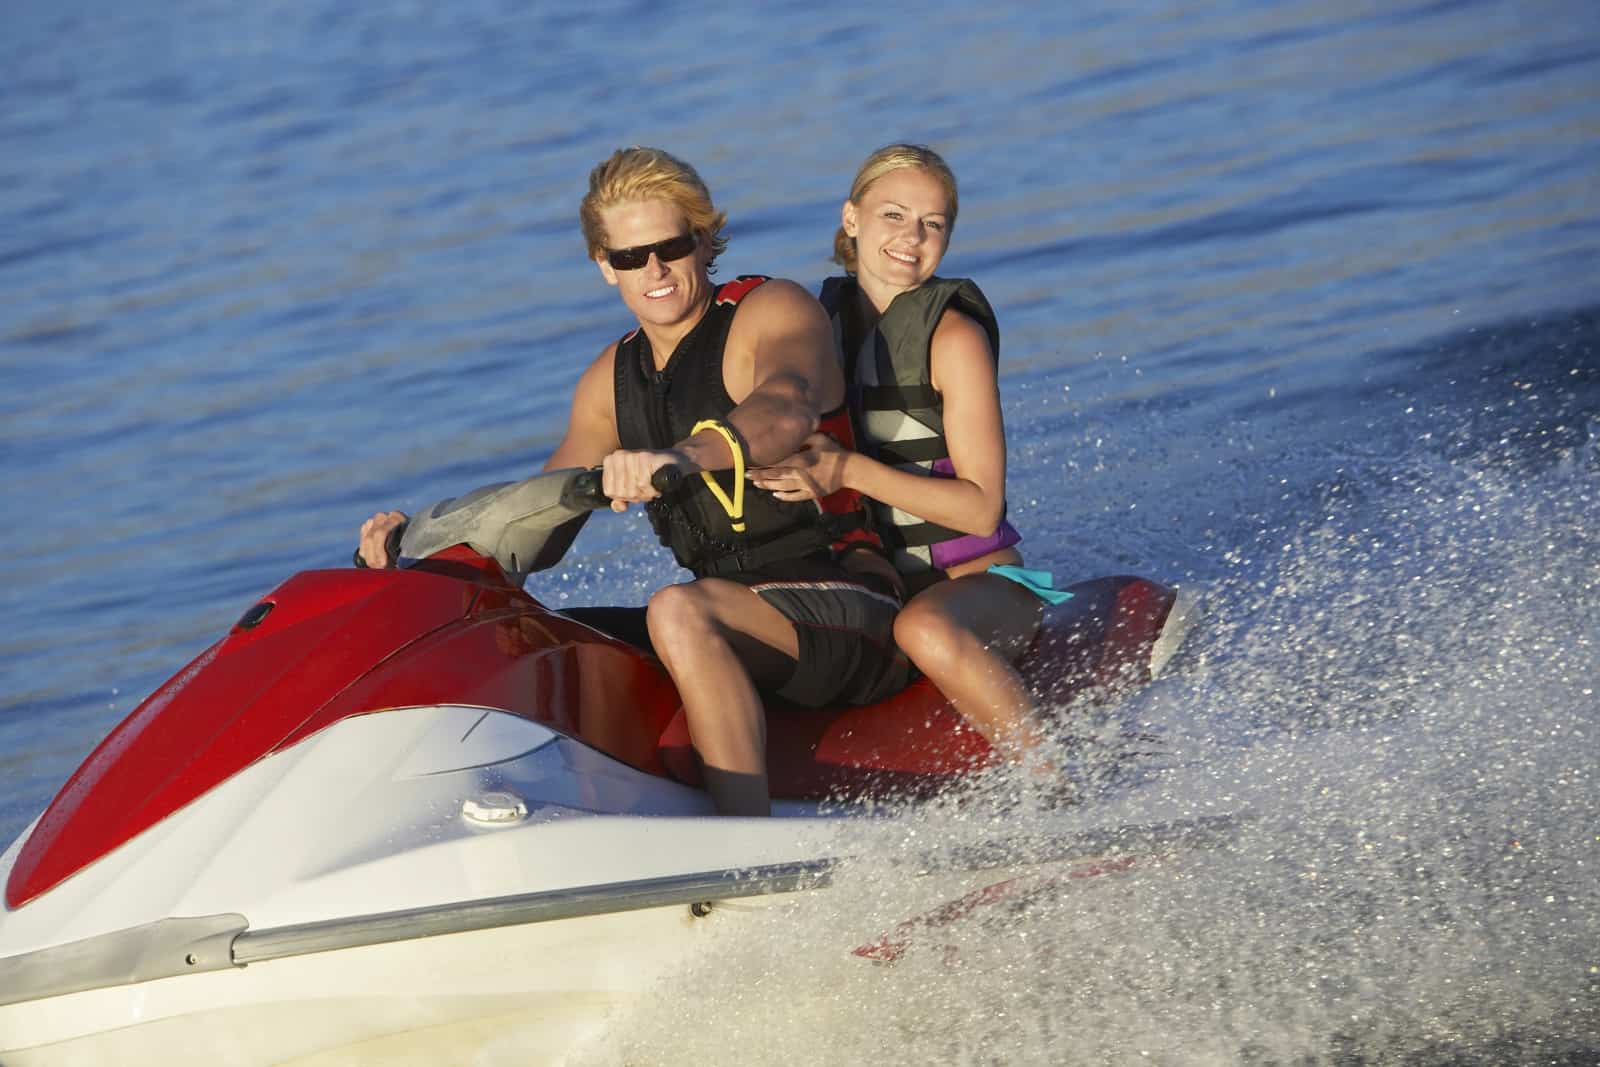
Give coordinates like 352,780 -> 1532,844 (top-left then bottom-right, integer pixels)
0,467 -> 1213,1066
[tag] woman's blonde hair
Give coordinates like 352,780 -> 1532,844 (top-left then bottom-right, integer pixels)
580,147 -> 729,273
832,143 -> 960,272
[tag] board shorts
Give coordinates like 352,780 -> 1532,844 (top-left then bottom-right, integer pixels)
725,554 -> 911,709
562,555 -> 911,711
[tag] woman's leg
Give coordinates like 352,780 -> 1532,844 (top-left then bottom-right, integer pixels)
893,574 -> 1047,764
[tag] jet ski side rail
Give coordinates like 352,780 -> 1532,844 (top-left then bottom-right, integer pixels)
0,813 -> 1242,1007
0,860 -> 832,1009
231,812 -> 1243,970
230,856 -> 832,966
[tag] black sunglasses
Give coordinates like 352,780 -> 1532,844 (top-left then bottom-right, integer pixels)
605,232 -> 698,271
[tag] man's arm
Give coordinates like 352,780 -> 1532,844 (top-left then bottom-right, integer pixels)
680,278 -> 842,471
358,346 -> 623,565
546,345 -> 622,471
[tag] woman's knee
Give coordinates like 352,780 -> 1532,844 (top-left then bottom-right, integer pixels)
894,598 -> 970,665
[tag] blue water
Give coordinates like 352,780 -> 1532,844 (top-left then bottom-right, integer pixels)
3,0 -> 1597,1061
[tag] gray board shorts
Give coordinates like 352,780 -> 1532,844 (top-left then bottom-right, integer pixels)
562,554 -> 911,709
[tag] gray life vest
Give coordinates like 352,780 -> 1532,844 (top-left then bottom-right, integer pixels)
818,275 -> 1011,579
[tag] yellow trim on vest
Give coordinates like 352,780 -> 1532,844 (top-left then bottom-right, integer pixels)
690,418 -> 747,533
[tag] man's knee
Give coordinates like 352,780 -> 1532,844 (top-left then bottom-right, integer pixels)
647,583 -> 715,660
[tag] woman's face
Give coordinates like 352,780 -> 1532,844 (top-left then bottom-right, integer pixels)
843,166 -> 953,297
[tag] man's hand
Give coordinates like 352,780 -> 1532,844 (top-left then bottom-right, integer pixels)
748,432 -> 849,502
601,449 -> 688,511
357,510 -> 409,568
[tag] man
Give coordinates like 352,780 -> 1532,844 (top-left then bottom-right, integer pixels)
358,148 -> 907,816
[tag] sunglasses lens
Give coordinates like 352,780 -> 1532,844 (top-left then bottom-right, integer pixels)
607,233 -> 696,271
656,233 -> 696,261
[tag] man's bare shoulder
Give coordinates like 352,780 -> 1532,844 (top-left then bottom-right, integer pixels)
569,341 -> 624,423
721,276 -> 840,409
575,340 -> 619,385
569,342 -> 617,399
730,277 -> 829,335
545,341 -> 622,471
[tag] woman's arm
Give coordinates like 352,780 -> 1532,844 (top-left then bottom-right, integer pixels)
749,309 -> 1009,538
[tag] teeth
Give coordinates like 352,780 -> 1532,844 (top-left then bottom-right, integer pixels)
885,249 -> 917,264
646,285 -> 675,298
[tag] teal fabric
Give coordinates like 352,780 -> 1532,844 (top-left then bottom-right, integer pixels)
986,564 -> 1073,605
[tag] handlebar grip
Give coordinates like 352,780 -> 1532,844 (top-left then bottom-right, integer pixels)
651,465 -> 684,496
559,465 -> 687,511
560,469 -> 610,511
351,523 -> 408,569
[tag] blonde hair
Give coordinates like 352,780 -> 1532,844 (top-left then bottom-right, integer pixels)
832,143 -> 960,272
580,147 -> 729,273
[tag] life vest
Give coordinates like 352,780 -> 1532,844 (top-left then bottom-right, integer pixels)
614,275 -> 875,578
819,274 -> 1019,580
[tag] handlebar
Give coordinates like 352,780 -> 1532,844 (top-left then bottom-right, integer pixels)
559,465 -> 684,510
353,464 -> 686,570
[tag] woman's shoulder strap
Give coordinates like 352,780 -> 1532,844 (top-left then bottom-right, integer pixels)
918,277 -> 1000,362
817,274 -> 856,317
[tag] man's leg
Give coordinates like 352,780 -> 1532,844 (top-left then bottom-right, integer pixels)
645,578 -> 801,816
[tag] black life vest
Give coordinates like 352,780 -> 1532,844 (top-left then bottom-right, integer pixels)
818,274 -> 1008,575
613,275 -> 874,578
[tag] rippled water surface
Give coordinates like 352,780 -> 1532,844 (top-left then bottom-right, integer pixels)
3,0 -> 1597,1062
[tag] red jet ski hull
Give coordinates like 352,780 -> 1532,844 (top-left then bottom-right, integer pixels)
7,548 -> 1185,909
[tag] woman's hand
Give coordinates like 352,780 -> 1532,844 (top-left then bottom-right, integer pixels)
749,432 -> 850,502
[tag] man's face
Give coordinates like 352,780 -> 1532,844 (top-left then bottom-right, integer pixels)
595,199 -> 713,332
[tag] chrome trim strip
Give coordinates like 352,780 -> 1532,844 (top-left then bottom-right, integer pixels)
0,813 -> 1243,1006
231,860 -> 835,965
231,814 -> 1243,966
0,913 -> 247,1008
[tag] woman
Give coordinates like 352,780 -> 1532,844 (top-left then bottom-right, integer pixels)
751,143 -> 1066,772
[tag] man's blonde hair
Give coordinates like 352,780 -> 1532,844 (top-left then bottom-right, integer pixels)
580,147 -> 729,272
832,143 -> 959,272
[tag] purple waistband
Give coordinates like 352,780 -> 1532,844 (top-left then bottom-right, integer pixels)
928,519 -> 1022,570
913,458 -> 1023,570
